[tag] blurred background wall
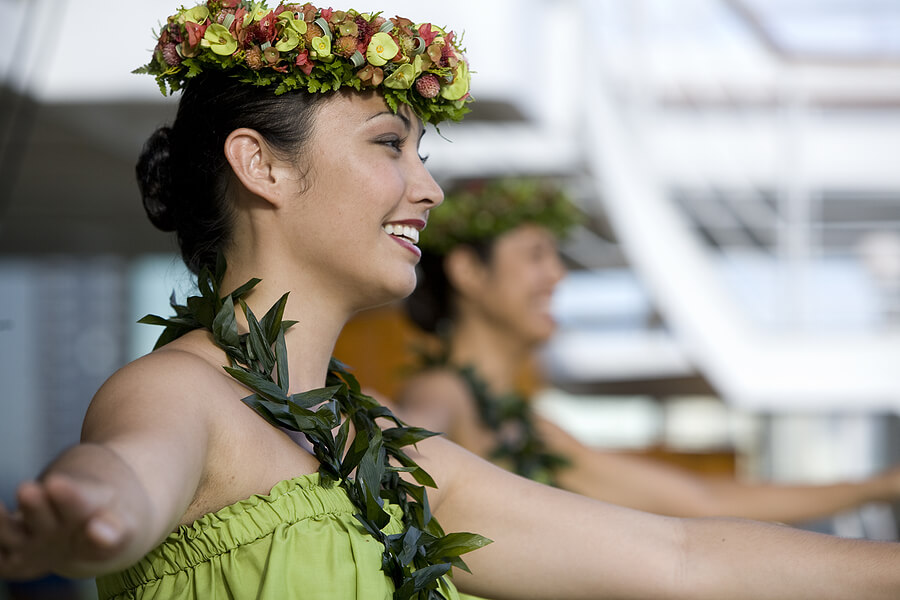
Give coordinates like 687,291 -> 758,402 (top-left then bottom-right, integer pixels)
2,0 -> 900,596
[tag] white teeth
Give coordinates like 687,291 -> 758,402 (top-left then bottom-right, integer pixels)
382,224 -> 420,244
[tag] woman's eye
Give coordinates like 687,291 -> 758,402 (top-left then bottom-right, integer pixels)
378,136 -> 405,152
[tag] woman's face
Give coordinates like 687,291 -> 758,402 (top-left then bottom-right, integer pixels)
473,224 -> 567,346
282,91 -> 443,313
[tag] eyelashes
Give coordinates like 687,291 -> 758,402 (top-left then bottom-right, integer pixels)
375,134 -> 428,163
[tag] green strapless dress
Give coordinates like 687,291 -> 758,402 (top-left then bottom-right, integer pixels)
96,473 -> 460,599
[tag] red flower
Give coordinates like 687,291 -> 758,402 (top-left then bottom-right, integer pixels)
355,15 -> 375,52
321,7 -> 333,21
232,8 -> 248,43
300,3 -> 318,21
391,16 -> 415,37
185,21 -> 208,50
357,64 -> 383,86
257,11 -> 278,42
441,34 -> 458,68
415,74 -> 440,98
295,50 -> 314,75
419,23 -> 438,46
161,42 -> 181,67
219,0 -> 240,7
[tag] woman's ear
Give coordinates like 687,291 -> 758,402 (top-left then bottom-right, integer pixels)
444,246 -> 488,300
223,128 -> 289,207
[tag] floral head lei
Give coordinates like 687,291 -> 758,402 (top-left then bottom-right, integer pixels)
136,1 -> 471,125
420,177 -> 584,254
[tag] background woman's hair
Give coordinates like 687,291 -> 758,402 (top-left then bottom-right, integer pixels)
405,241 -> 493,334
135,71 -> 330,275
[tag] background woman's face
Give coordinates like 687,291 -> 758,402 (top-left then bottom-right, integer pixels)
281,92 -> 443,313
475,224 -> 566,346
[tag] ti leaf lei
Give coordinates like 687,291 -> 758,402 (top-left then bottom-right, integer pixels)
416,348 -> 569,486
455,366 -> 570,487
140,256 -> 490,600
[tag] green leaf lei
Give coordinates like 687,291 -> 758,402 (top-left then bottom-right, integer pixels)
416,350 -> 570,487
456,366 -> 571,486
140,256 -> 490,599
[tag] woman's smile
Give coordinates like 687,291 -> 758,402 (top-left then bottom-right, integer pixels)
383,219 -> 425,258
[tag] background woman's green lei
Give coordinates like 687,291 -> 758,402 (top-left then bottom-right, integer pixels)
455,366 -> 570,486
140,255 -> 490,600
417,349 -> 569,486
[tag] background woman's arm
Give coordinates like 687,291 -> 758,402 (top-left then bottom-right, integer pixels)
539,415 -> 900,523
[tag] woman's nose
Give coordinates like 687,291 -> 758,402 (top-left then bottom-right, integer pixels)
411,162 -> 444,208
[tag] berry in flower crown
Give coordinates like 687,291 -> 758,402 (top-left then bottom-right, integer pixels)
135,1 -> 471,125
420,177 -> 584,254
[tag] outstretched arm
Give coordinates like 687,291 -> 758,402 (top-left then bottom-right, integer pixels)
0,350 -> 215,580
538,415 -> 900,523
420,436 -> 900,600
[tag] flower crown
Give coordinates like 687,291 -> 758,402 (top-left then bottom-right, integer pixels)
136,2 -> 471,125
421,177 -> 584,254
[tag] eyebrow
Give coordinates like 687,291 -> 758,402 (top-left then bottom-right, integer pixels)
368,110 -> 410,130
368,110 -> 423,138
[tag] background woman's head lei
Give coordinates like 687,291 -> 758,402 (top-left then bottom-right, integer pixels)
136,1 -> 471,125
420,177 -> 584,254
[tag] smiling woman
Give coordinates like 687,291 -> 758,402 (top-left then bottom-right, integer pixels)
3,2 -> 900,600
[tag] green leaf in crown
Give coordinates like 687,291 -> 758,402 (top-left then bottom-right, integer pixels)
135,2 -> 472,126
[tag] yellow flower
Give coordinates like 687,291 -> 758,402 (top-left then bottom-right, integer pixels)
202,24 -> 238,56
310,36 -> 332,60
243,1 -> 266,27
277,12 -> 308,35
338,21 -> 358,37
412,54 -> 426,77
366,32 -> 398,67
181,5 -> 210,24
275,28 -> 301,52
440,60 -> 469,100
384,64 -> 415,89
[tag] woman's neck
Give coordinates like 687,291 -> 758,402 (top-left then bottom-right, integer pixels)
448,314 -> 535,397
221,256 -> 352,393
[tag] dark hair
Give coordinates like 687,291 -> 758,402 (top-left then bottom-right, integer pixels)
136,71 -> 330,274
405,241 -> 493,334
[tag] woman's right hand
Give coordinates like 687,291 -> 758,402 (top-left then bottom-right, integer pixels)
0,468 -> 135,580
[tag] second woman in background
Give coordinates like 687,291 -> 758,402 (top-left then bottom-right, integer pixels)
400,176 -> 900,524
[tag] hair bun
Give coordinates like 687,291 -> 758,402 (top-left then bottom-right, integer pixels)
136,126 -> 177,232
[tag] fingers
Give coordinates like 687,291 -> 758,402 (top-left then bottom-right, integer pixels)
0,491 -> 45,580
42,473 -> 100,524
0,496 -> 26,549
1,475 -> 124,579
85,513 -> 126,550
17,481 -> 60,537
44,473 -> 130,557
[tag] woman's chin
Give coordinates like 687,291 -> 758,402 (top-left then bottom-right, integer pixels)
528,318 -> 557,345
360,275 -> 417,310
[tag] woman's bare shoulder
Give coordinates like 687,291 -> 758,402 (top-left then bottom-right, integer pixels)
397,367 -> 474,410
84,330 -> 235,437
